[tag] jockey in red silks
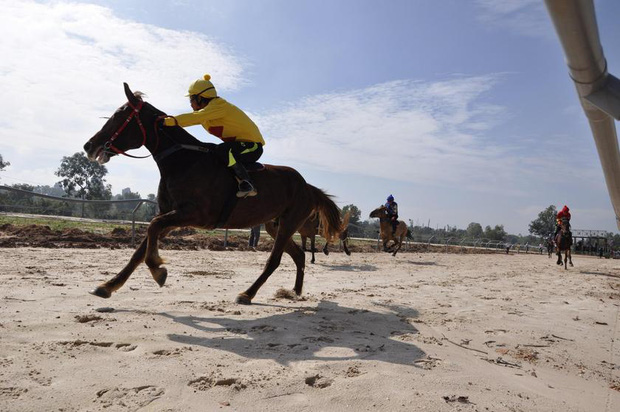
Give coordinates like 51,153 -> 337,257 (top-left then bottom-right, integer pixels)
554,205 -> 571,237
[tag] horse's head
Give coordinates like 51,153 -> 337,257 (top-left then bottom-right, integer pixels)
83,83 -> 152,164
369,205 -> 387,219
560,217 -> 570,232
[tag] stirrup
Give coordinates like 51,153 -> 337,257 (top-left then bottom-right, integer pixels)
236,181 -> 257,198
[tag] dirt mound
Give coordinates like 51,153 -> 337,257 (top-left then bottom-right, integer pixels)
0,223 -> 274,251
0,223 -> 495,254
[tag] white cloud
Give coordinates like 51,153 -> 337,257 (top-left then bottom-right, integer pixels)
474,0 -> 553,38
0,0 -> 245,194
256,75 -> 525,193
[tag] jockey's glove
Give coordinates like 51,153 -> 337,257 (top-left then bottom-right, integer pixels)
162,116 -> 179,127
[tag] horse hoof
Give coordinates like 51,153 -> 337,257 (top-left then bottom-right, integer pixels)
345,251 -> 351,256
236,293 -> 252,305
323,250 -> 329,256
89,286 -> 111,299
152,267 -> 168,287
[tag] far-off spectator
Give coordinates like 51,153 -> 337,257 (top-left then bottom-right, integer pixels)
249,225 -> 261,251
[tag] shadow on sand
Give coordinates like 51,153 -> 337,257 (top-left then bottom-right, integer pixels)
315,263 -> 379,272
160,300 -> 425,366
580,271 -> 620,279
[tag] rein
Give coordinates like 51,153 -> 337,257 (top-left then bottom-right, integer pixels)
103,98 -> 212,162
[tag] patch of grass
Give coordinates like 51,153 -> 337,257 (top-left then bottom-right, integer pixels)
0,214 -> 131,234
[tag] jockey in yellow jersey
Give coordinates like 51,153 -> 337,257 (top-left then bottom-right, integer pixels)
162,74 -> 264,198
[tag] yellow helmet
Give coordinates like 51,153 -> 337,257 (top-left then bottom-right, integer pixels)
186,74 -> 217,98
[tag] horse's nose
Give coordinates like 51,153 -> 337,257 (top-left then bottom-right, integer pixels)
84,141 -> 91,152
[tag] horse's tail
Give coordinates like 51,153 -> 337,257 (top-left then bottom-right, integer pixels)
406,228 -> 413,240
308,185 -> 342,243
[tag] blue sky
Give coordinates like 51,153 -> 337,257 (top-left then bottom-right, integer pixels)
1,0 -> 619,235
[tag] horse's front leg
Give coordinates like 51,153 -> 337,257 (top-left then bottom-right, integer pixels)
556,249 -> 563,265
568,250 -> 573,267
144,210 -> 194,287
392,236 -> 404,257
90,236 -> 148,298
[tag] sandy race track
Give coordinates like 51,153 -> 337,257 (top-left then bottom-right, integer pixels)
0,246 -> 619,411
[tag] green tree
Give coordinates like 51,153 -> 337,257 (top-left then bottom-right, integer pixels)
484,224 -> 507,241
0,154 -> 9,180
55,152 -> 112,200
466,222 -> 483,239
528,205 -> 557,238
341,204 -> 361,224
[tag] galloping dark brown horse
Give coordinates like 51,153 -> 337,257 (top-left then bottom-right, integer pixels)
82,83 -> 343,304
369,205 -> 409,256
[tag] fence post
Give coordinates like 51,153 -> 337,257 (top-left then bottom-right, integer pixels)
131,201 -> 145,247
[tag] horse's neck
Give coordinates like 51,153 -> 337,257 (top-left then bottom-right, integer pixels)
144,102 -> 204,150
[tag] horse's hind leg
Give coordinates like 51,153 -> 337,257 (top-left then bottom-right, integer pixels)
90,236 -> 148,298
568,250 -> 573,267
237,232 -> 294,305
310,235 -> 316,264
285,239 -> 306,295
238,215 -> 304,304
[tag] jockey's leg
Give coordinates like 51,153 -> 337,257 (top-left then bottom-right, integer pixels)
231,162 -> 257,197
217,142 -> 262,198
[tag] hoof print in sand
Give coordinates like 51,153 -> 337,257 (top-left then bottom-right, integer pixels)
188,376 -> 247,391
95,386 -> 164,409
305,374 -> 333,388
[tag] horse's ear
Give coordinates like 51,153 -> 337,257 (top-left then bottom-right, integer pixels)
123,83 -> 140,105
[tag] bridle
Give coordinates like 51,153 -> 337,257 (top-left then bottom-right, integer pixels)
101,96 -> 209,163
103,98 -> 155,159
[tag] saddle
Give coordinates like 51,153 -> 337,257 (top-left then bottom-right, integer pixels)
245,162 -> 265,172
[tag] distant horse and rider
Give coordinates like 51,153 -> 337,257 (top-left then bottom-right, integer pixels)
555,217 -> 573,269
264,212 -> 351,264
83,83 -> 347,304
369,205 -> 411,257
546,236 -> 555,258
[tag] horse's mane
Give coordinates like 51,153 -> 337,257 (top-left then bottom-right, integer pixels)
141,100 -> 205,147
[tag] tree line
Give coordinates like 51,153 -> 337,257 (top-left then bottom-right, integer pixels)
1,152 -> 619,245
0,153 -> 157,222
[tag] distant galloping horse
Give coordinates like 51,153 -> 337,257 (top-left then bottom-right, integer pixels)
555,218 -> 573,269
546,237 -> 555,258
82,83 -> 344,304
369,205 -> 409,257
265,212 -> 351,264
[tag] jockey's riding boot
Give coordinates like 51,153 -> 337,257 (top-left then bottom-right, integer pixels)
231,163 -> 257,198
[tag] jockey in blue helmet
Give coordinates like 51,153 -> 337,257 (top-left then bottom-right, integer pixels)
385,195 -> 398,234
